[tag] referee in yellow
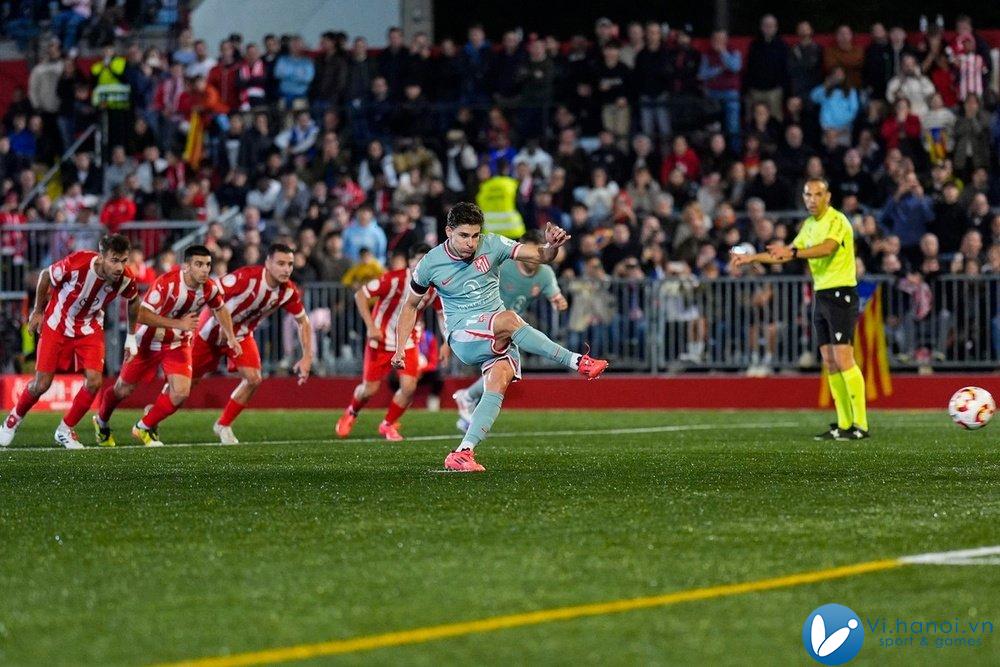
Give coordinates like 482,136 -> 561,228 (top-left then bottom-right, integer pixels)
730,177 -> 869,440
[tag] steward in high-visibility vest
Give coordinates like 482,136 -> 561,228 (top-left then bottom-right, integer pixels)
90,48 -> 131,110
476,173 -> 526,239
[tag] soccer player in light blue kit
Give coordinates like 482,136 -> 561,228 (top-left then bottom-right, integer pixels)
452,228 -> 568,433
392,202 -> 608,472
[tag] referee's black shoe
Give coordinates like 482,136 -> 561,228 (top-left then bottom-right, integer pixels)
839,425 -> 871,440
814,423 -> 845,440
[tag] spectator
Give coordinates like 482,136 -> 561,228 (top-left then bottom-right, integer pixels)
207,40 -> 241,113
342,205 -> 387,263
377,27 -> 410,97
593,40 -> 632,149
745,159 -> 794,210
274,36 -> 315,107
810,66 -> 859,142
953,94 -> 992,179
633,21 -> 671,140
310,31 -> 347,113
881,171 -> 935,264
788,21 -> 823,100
99,185 -> 137,233
698,30 -> 743,151
885,54 -> 935,119
51,0 -> 90,51
823,25 -> 864,89
931,182 -> 970,254
744,14 -> 789,122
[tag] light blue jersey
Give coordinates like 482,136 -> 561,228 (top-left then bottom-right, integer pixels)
410,233 -> 521,337
410,233 -> 524,377
498,261 -> 560,314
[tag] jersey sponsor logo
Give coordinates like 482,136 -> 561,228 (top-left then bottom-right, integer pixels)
473,255 -> 491,273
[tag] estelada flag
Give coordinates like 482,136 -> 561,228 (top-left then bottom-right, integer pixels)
182,111 -> 204,168
819,281 -> 893,406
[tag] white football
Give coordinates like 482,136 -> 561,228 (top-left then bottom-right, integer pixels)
948,386 -> 995,430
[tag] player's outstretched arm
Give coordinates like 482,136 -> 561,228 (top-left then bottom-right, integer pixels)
292,314 -> 313,384
391,288 -> 423,369
516,222 -> 571,265
28,268 -> 52,333
138,306 -> 200,332
212,306 -> 242,357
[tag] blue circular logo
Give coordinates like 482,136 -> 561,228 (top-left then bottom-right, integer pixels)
802,603 -> 864,665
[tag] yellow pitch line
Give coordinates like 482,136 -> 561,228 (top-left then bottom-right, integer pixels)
155,557 -> 903,667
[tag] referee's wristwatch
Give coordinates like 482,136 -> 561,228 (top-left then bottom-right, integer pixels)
790,247 -> 799,259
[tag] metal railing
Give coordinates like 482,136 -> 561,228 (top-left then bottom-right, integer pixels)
3,274 -> 999,376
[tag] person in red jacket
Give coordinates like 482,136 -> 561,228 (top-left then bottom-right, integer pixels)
660,134 -> 701,183
206,40 -> 241,113
99,186 -> 137,233
880,97 -> 922,151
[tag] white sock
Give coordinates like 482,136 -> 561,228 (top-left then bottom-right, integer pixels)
96,415 -> 108,428
57,420 -> 70,432
571,353 -> 582,368
457,441 -> 475,451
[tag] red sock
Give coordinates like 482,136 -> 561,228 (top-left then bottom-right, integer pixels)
348,397 -> 365,416
14,387 -> 41,419
141,392 -> 179,429
63,385 -> 97,428
218,398 -> 246,427
384,399 -> 407,424
97,384 -> 123,423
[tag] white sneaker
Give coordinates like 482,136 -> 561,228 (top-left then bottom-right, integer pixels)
54,426 -> 85,449
0,412 -> 20,447
453,390 -> 474,423
213,421 -> 239,445
426,395 -> 440,412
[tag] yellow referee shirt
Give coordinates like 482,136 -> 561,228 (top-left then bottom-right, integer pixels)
791,206 -> 857,290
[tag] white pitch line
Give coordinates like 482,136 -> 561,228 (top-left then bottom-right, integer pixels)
0,421 -> 801,453
900,545 -> 1000,566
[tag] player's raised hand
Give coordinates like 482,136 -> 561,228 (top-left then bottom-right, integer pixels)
390,349 -> 405,369
28,310 -> 43,334
544,222 -> 570,249
293,356 -> 311,385
176,312 -> 200,332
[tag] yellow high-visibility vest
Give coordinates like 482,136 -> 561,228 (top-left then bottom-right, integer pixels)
91,57 -> 131,109
476,176 -> 525,239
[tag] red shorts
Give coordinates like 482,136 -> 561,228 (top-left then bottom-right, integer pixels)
119,345 -> 193,384
363,345 -> 419,382
191,335 -> 262,378
36,325 -> 105,373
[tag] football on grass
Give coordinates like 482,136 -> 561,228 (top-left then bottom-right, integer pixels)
948,386 -> 995,430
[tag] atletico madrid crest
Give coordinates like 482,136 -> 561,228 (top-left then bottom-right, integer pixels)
473,255 -> 491,273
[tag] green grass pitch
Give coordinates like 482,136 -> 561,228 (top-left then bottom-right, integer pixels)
1,408 -> 998,665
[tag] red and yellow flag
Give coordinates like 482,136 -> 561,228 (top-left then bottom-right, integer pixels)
182,112 -> 204,168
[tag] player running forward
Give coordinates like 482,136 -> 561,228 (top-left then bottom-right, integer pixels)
452,228 -> 568,432
93,245 -> 241,447
392,202 -> 608,472
730,176 -> 869,440
336,244 -> 443,441
0,235 -> 138,449
191,243 -> 312,444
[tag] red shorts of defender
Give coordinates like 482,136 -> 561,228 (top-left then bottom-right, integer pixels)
119,346 -> 193,384
363,345 -> 419,382
191,335 -> 262,378
36,325 -> 105,373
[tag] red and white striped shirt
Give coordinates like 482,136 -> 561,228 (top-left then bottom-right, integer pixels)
44,251 -> 138,337
361,268 -> 441,352
136,267 -> 225,351
198,265 -> 305,344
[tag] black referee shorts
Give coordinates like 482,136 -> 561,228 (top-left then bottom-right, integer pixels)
813,286 -> 860,346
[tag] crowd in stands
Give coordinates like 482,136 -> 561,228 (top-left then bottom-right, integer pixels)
3,12 -> 1000,367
